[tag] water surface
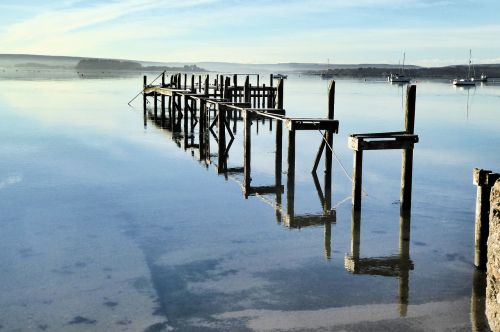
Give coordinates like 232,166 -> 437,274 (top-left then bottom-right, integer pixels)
0,72 -> 499,331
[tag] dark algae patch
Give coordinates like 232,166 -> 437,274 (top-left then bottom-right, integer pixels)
103,300 -> 119,308
67,316 -> 97,325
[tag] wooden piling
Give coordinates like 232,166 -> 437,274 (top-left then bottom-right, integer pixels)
325,81 -> 335,195
153,92 -> 158,118
352,150 -> 363,211
143,75 -> 147,114
286,130 -> 296,218
244,110 -> 252,194
161,74 -> 166,119
217,104 -> 227,173
400,85 -> 416,211
473,168 -> 500,270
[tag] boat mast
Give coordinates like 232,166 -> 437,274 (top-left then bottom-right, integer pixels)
468,49 -> 472,79
402,52 -> 406,75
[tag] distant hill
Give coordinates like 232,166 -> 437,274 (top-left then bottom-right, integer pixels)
1,54 -> 499,78
306,64 -> 500,79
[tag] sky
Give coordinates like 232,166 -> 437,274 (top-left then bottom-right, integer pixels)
0,0 -> 499,66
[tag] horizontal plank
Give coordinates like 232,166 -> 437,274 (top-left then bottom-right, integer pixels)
344,255 -> 414,276
246,185 -> 285,196
286,119 -> 339,132
285,212 -> 336,228
144,86 -> 190,96
348,134 -> 419,151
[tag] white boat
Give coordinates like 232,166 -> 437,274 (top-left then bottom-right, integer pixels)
389,73 -> 411,83
389,53 -> 411,83
453,50 -> 476,86
272,73 -> 287,79
477,73 -> 488,82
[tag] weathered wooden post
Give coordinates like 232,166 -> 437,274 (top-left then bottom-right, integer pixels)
400,85 -> 416,211
184,73 -> 187,90
191,74 -> 195,93
198,75 -> 202,94
325,81 -> 335,207
204,75 -> 209,96
143,75 -> 147,114
244,76 -> 250,104
161,74 -> 166,119
233,74 -> 238,102
244,109 -> 252,195
275,79 -> 283,222
217,103 -> 227,173
352,150 -> 364,211
473,168 -> 500,270
286,129 -> 296,219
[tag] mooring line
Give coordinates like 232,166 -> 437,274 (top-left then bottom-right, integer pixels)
127,70 -> 166,106
315,128 -> 368,196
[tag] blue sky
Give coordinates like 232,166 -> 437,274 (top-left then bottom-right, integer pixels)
0,0 -> 499,66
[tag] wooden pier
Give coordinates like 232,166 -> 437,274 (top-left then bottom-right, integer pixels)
140,73 -> 419,262
141,72 -> 340,258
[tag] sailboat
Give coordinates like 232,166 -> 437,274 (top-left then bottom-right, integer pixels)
453,50 -> 476,86
388,53 -> 411,83
321,58 -> 334,79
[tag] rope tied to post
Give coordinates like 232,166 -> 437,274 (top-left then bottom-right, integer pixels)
127,70 -> 167,106
315,128 -> 368,197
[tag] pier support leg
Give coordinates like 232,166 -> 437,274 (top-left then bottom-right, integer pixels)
401,85 -> 416,211
286,130 -> 296,221
143,75 -> 147,115
275,120 -> 283,222
217,106 -> 227,173
473,168 -> 498,270
352,150 -> 363,211
244,111 -> 252,196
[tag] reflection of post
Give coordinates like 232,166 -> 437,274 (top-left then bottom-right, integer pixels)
399,210 -> 411,317
401,85 -> 416,211
351,209 -> 361,260
352,150 -> 363,211
470,270 -> 487,332
244,110 -> 252,195
199,99 -> 206,161
286,130 -> 296,220
324,222 -> 331,259
153,92 -> 158,118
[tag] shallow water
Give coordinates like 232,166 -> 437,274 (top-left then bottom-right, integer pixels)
0,71 -> 499,331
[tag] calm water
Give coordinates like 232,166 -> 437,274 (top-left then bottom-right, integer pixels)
0,71 -> 499,331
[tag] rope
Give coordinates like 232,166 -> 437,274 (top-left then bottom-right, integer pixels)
316,128 -> 368,196
127,70 -> 166,106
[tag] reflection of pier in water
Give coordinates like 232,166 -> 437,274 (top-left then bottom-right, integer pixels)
141,74 -> 417,266
344,209 -> 414,316
142,72 -> 339,258
140,73 -> 421,316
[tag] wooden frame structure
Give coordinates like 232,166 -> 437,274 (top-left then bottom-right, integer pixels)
348,85 -> 418,211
